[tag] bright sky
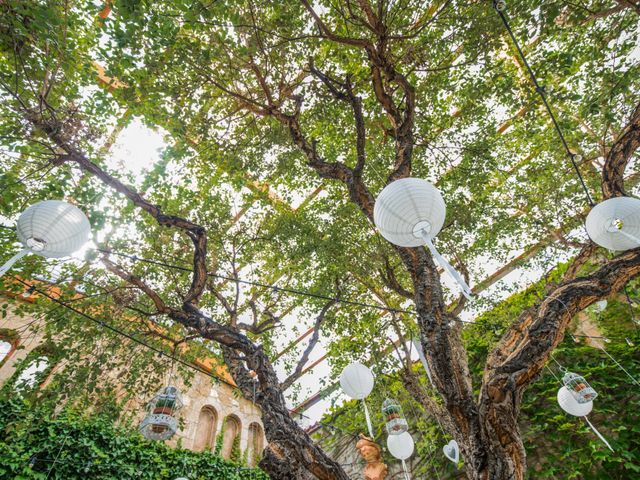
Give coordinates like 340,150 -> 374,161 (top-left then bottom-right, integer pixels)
100,115 -> 595,423
107,118 -> 166,177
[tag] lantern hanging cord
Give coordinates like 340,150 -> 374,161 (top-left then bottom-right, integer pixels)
9,275 -> 230,384
597,344 -> 640,387
493,1 -> 595,207
8,275 -> 361,440
81,246 -> 640,340
95,248 -> 414,316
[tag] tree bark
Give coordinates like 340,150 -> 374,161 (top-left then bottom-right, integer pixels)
21,114 -> 351,480
221,345 -> 350,480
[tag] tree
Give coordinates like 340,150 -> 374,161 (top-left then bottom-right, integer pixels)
1,1 -> 639,479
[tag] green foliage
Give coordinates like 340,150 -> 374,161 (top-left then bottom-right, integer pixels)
1,1 -> 640,477
230,433 -> 243,465
318,275 -> 640,479
0,397 -> 267,480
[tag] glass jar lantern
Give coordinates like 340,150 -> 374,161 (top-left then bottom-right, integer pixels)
382,398 -> 408,435
562,372 -> 597,404
139,385 -> 183,440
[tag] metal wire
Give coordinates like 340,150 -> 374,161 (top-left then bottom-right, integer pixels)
493,1 -> 595,206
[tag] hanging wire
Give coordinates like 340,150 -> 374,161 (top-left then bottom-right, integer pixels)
0,241 -> 613,338
94,245 -> 638,340
7,274 -> 362,442
401,374 -> 443,480
544,363 -> 561,382
492,0 -> 595,207
96,247 -> 413,315
597,345 -> 640,387
550,354 -> 566,372
45,434 -> 69,480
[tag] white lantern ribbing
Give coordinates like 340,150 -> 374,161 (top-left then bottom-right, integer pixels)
340,362 -> 374,437
373,178 -> 473,299
557,386 -> 593,417
0,200 -> 91,277
340,362 -> 374,400
387,431 -> 414,480
585,197 -> 640,251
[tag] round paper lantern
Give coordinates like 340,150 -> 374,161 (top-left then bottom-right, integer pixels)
594,299 -> 608,312
373,178 -> 472,299
0,200 -> 91,277
373,178 -> 446,248
387,431 -> 415,460
557,386 -> 593,417
16,200 -> 91,257
339,362 -> 374,400
585,197 -> 640,251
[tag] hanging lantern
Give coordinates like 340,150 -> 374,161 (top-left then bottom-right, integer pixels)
382,398 -> 408,435
557,386 -> 592,417
585,197 -> 640,251
387,431 -> 414,480
339,362 -> 374,400
139,386 -> 183,441
373,178 -> 472,299
562,371 -> 598,404
0,200 -> 91,277
557,386 -> 613,451
340,362 -> 374,437
594,299 -> 608,312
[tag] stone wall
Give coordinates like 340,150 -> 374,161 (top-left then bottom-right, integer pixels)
0,299 -> 266,465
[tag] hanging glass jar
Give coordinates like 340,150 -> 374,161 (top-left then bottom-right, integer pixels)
139,385 -> 183,440
382,398 -> 408,435
562,371 -> 598,404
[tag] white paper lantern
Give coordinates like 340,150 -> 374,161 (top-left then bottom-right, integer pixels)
0,200 -> 91,277
373,178 -> 446,248
557,386 -> 593,417
340,362 -> 375,438
594,300 -> 608,312
339,362 -> 374,400
556,386 -> 614,452
387,431 -> 415,460
373,178 -> 472,299
585,197 -> 640,251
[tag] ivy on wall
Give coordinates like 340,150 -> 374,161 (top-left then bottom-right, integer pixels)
0,397 -> 268,480
317,274 -> 640,479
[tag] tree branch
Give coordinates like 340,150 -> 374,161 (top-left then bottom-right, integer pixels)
602,100 -> 640,198
281,299 -> 337,391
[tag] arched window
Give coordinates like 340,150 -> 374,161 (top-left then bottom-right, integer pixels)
220,415 -> 241,460
247,422 -> 264,466
15,356 -> 49,390
193,406 -> 217,451
0,340 -> 12,364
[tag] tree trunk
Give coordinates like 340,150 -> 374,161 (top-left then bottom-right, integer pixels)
222,346 -> 350,480
259,443 -> 317,480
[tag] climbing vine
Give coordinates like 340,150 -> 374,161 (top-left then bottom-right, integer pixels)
318,274 -> 640,479
0,396 -> 268,480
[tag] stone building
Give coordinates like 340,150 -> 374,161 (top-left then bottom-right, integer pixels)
0,288 -> 265,466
